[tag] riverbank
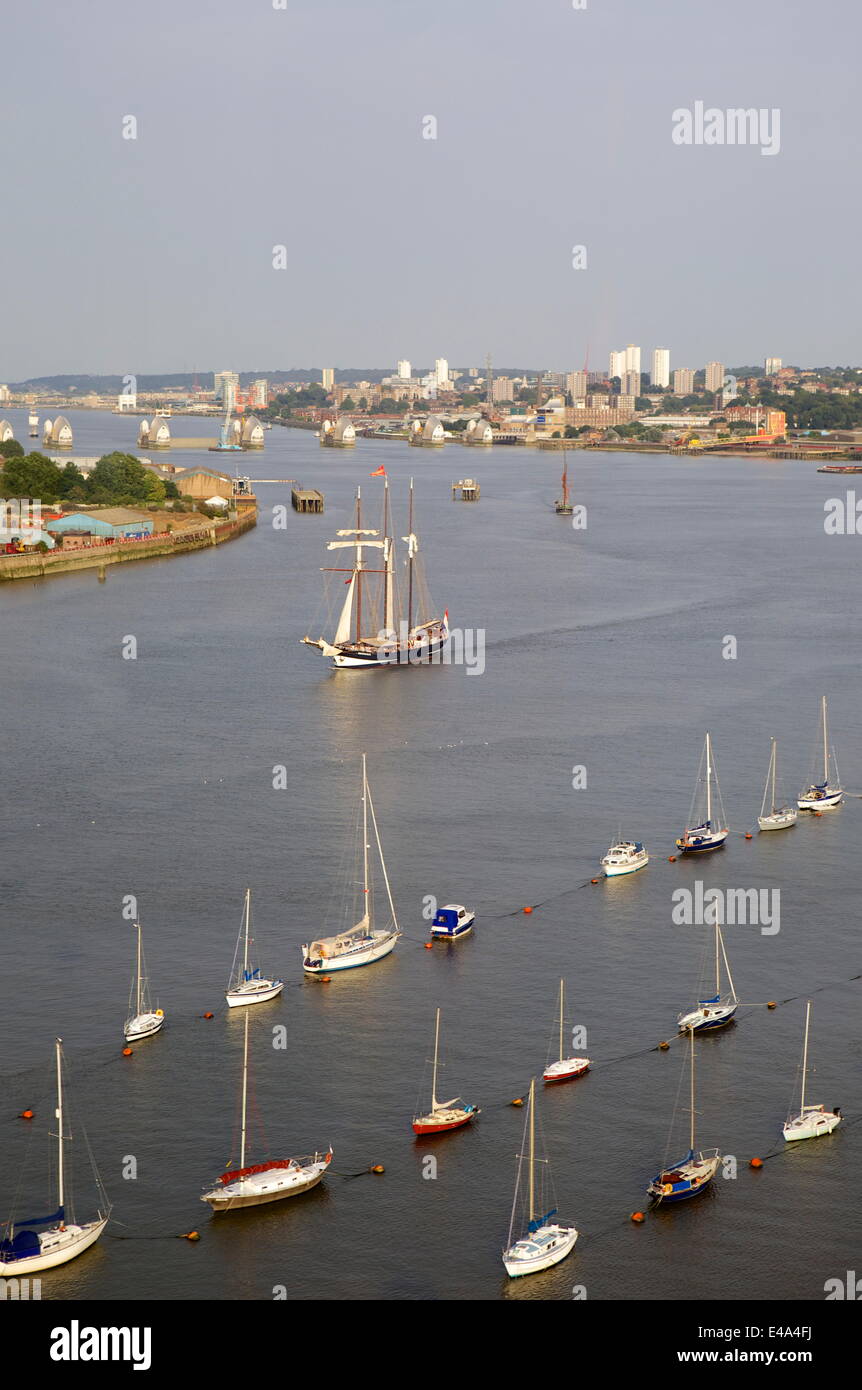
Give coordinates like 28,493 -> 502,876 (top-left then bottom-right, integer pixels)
0,507 -> 256,583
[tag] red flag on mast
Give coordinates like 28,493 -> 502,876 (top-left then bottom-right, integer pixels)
370,466 -> 386,477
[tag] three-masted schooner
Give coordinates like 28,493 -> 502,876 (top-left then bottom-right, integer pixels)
302,477 -> 449,669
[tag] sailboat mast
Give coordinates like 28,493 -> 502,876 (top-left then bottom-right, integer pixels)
822,697 -> 829,784
432,1008 -> 440,1110
801,1001 -> 810,1113
355,491 -> 363,644
407,477 -> 414,633
383,481 -> 392,634
689,1026 -> 696,1153
771,739 -> 777,813
242,889 -> 250,979
136,921 -> 143,1016
705,733 -> 713,826
362,754 -> 369,916
528,1078 -> 536,1224
56,1038 -> 64,1214
715,922 -> 720,995
559,980 -> 564,1062
240,1011 -> 249,1172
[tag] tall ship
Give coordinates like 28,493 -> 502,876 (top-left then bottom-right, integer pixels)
302,475 -> 448,669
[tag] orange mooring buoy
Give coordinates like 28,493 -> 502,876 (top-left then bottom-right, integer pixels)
203,1012 -> 214,1020
511,1097 -> 524,1107
668,855 -> 676,863
320,975 -> 332,983
180,1231 -> 201,1241
630,1211 -> 646,1223
767,1001 -> 777,1010
591,878 -> 599,885
745,832 -> 753,840
371,1164 -> 385,1175
814,811 -> 822,817
424,942 -> 433,950
19,1109 -> 34,1120
658,1040 -> 670,1051
749,1157 -> 763,1169
523,906 -> 533,915
122,1047 -> 133,1057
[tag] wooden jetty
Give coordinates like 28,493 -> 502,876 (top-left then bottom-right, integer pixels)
452,478 -> 480,501
292,486 -> 324,513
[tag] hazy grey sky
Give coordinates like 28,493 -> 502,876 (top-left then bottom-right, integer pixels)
2,0 -> 858,378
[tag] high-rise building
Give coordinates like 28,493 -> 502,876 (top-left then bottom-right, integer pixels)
491,376 -> 514,402
434,358 -> 449,387
397,359 -> 412,379
321,368 -> 335,390
622,370 -> 641,398
765,357 -> 782,376
705,361 -> 725,393
625,344 -> 641,374
673,368 -> 695,395
609,350 -> 626,380
566,370 -> 588,400
652,348 -> 670,388
214,370 -> 239,409
251,378 -> 269,408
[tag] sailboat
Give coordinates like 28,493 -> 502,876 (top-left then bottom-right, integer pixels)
202,1012 -> 331,1211
647,1026 -> 721,1204
542,980 -> 590,1083
28,410 -> 38,437
798,696 -> 843,810
0,1039 -> 111,1274
412,1009 -> 480,1134
555,457 -> 574,515
502,1078 -> 578,1278
782,1001 -> 842,1142
302,754 -> 401,974
758,738 -> 797,830
124,919 -> 165,1042
225,888 -> 284,1008
301,478 -> 449,669
676,732 -> 729,853
677,920 -> 738,1031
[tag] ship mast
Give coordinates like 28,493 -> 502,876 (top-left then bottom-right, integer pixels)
407,477 -> 415,633
355,490 -> 363,643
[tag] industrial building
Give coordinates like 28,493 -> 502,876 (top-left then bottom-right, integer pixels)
46,508 -> 155,543
171,466 -> 234,499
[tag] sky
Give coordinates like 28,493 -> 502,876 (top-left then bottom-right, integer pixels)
1,0 -> 859,379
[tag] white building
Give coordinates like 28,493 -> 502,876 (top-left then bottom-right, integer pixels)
625,344 -> 641,374
622,370 -> 641,398
0,385 -> 10,404
566,371 -> 588,400
609,350 -> 626,380
214,371 -> 239,410
397,359 -> 412,379
434,358 -> 449,388
705,361 -> 725,393
321,368 -> 335,390
765,357 -> 782,376
652,348 -> 670,388
251,379 -> 269,408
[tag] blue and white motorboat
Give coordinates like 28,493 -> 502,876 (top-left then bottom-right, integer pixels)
430,904 -> 475,940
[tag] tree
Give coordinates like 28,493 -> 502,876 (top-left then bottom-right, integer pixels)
340,396 -> 356,411
0,451 -> 65,502
86,452 -> 164,504
0,438 -> 25,459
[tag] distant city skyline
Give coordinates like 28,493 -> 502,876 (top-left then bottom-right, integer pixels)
1,0 -> 858,379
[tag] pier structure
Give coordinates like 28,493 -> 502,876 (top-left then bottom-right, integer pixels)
292,486 -> 324,513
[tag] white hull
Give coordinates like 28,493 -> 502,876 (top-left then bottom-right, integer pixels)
503,1224 -> 578,1278
124,1012 -> 164,1042
225,980 -> 284,1007
758,810 -> 797,831
601,841 -> 648,876
0,1217 -> 108,1275
798,789 -> 842,811
783,1108 -> 841,1142
603,856 -> 648,877
302,930 -> 398,974
678,1002 -> 737,1031
202,1156 -> 330,1211
542,1057 -> 590,1082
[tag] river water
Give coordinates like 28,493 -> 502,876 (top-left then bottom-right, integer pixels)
1,409 -> 859,1301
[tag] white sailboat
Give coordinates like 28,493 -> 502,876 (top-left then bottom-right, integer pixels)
758,737 -> 797,830
302,753 -> 401,974
225,888 -> 283,1007
28,410 -> 38,437
647,1026 -> 721,1204
676,732 -> 728,853
502,1078 -> 578,1278
782,1001 -> 842,1142
677,920 -> 738,1032
124,919 -> 165,1042
301,478 -> 448,669
202,1012 -> 331,1211
412,1008 -> 480,1135
542,980 -> 590,1083
798,696 -> 843,810
0,1039 -> 111,1274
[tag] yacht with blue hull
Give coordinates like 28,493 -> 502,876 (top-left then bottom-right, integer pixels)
676,732 -> 728,854
677,922 -> 738,1033
648,1027 -> 721,1206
